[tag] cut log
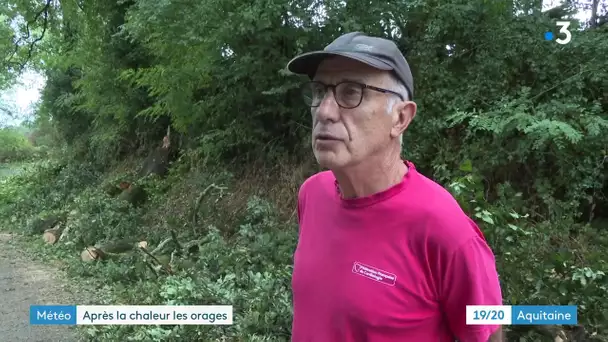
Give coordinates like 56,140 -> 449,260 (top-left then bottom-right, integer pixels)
97,239 -> 139,253
42,225 -> 64,245
80,239 -> 142,262
81,246 -> 105,262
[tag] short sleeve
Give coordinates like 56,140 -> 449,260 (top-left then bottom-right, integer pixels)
441,235 -> 503,341
296,179 -> 310,229
297,194 -> 303,226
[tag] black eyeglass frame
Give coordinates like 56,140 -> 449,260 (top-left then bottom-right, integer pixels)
301,80 -> 405,109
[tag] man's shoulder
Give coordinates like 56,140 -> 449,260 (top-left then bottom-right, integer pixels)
296,171 -> 334,227
407,166 -> 464,216
298,170 -> 334,198
407,166 -> 485,248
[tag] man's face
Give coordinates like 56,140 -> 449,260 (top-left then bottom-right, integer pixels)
310,57 -> 398,170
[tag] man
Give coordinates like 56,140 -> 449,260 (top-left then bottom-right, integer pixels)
286,32 -> 504,341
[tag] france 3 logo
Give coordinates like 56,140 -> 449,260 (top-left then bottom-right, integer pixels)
544,21 -> 572,45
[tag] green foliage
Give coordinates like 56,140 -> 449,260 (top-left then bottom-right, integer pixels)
0,126 -> 36,162
1,0 -> 608,341
65,189 -> 143,248
449,168 -> 608,340
0,159 -> 101,228
76,196 -> 295,341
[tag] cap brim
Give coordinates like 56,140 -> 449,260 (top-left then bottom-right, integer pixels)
286,51 -> 393,79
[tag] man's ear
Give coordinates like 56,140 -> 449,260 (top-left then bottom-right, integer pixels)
390,101 -> 417,138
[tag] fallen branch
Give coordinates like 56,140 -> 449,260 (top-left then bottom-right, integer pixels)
170,250 -> 177,265
143,259 -> 159,278
139,246 -> 173,275
58,222 -> 72,243
183,239 -> 202,250
192,183 -> 227,229
150,237 -> 172,255
170,230 -> 182,251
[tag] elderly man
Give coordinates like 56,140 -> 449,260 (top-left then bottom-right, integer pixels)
286,32 -> 504,342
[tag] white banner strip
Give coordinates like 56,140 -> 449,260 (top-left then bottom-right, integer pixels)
76,305 -> 233,325
466,305 -> 512,325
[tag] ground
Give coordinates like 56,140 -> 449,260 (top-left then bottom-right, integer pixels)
0,233 -> 84,342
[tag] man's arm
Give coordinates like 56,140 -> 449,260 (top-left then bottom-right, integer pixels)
440,234 -> 504,342
488,327 -> 504,342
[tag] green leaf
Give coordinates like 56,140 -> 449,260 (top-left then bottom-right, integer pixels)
459,159 -> 473,172
482,215 -> 494,225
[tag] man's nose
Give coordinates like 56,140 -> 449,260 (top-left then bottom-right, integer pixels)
313,91 -> 340,122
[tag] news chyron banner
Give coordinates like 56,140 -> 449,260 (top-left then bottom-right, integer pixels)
466,305 -> 577,325
30,304 -> 576,326
30,305 -> 233,325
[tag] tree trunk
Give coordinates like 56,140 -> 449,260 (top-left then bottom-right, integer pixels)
80,239 -> 145,262
590,0 -> 600,28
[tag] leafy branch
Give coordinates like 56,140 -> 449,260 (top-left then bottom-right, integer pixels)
5,0 -> 52,74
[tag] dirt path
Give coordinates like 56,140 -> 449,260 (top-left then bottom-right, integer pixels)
0,233 -> 84,342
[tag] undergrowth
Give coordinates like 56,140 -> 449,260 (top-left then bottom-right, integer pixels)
0,157 -> 607,342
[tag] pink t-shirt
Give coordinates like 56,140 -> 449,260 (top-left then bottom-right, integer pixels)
291,160 -> 502,341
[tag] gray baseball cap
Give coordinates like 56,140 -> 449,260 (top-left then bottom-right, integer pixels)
286,32 -> 414,99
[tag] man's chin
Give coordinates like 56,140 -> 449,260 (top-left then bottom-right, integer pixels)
314,151 -> 348,170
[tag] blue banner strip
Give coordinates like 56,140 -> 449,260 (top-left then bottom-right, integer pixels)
30,305 -> 77,325
511,305 -> 577,325
28,304 -> 577,326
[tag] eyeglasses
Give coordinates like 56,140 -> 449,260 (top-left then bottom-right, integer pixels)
301,81 -> 404,109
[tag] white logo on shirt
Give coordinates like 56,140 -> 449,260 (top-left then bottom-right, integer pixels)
352,261 -> 397,286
